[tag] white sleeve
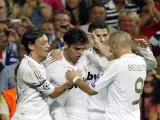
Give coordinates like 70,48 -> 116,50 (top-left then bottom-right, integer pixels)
36,80 -> 55,95
137,47 -> 157,70
89,61 -> 120,92
22,68 -> 55,96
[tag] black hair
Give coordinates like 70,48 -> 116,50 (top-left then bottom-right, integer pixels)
21,29 -> 44,54
90,3 -> 106,11
63,28 -> 88,46
88,21 -> 109,32
66,0 -> 89,25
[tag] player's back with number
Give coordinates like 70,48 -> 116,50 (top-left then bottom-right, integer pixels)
104,54 -> 146,120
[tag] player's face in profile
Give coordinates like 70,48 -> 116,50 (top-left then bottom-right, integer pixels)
34,35 -> 51,60
67,44 -> 86,63
93,28 -> 109,45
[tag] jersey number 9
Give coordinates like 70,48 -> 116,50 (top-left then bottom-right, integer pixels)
132,77 -> 144,105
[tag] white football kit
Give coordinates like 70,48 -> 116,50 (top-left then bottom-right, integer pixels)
12,55 -> 55,120
90,53 -> 147,120
44,52 -> 88,120
84,48 -> 109,120
85,47 -> 156,120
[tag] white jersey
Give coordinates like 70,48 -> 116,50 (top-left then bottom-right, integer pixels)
90,54 -> 147,120
84,48 -> 109,114
12,55 -> 55,120
44,52 -> 88,120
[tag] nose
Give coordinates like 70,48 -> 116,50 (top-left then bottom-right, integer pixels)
78,49 -> 84,55
99,36 -> 105,43
46,42 -> 51,49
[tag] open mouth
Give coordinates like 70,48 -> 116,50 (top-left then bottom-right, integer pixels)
76,56 -> 81,60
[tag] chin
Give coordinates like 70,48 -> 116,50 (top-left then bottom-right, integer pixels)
41,57 -> 47,62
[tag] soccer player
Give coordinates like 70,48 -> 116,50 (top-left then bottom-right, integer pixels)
44,28 -> 88,120
65,31 -> 157,120
84,22 -> 111,120
51,22 -> 157,120
11,29 -> 71,120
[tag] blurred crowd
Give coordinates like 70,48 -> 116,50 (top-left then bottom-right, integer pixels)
0,0 -> 160,120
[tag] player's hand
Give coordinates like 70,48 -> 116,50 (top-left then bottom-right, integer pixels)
65,80 -> 73,88
86,32 -> 99,48
51,49 -> 62,60
134,38 -> 148,48
65,70 -> 82,82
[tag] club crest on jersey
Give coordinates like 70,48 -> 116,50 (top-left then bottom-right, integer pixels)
43,82 -> 50,90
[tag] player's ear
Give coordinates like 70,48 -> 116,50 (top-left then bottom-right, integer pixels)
28,44 -> 35,51
63,42 -> 69,49
113,41 -> 118,50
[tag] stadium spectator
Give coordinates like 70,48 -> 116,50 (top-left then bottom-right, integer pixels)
0,21 -> 19,66
65,0 -> 89,26
104,0 -> 139,28
0,0 -> 7,21
80,4 -> 117,34
40,21 -> 55,44
44,0 -> 64,12
51,9 -> 74,49
10,0 -> 52,26
140,0 -> 160,40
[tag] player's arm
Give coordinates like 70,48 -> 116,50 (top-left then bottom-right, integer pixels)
65,70 -> 97,95
86,32 -> 114,61
66,63 -> 117,96
35,79 -> 72,99
49,81 -> 71,98
134,38 -> 157,70
23,67 -> 72,99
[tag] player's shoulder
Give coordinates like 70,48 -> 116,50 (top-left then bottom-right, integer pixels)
18,57 -> 31,71
118,53 -> 146,67
43,56 -> 58,68
103,58 -> 120,71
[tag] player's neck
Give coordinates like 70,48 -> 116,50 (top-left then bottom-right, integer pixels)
118,49 -> 132,58
63,51 -> 76,65
28,53 -> 42,64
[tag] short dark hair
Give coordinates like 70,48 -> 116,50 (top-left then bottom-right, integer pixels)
21,29 -> 44,53
88,21 -> 109,32
63,28 -> 88,46
90,3 -> 106,11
